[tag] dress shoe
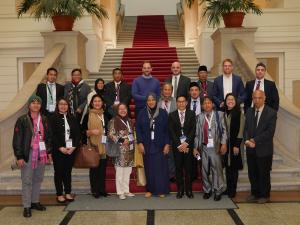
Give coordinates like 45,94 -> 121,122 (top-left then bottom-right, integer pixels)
99,192 -> 111,197
56,196 -> 66,204
176,192 -> 184,199
119,194 -> 126,200
93,193 -> 100,199
125,192 -> 135,197
246,195 -> 258,203
65,194 -> 75,202
23,208 -> 32,218
169,177 -> 176,183
203,192 -> 211,199
145,192 -> 152,198
257,198 -> 269,204
214,194 -> 221,201
31,202 -> 46,211
186,192 -> 194,199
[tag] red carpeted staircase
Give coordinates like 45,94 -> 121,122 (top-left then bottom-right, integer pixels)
105,15 -> 202,194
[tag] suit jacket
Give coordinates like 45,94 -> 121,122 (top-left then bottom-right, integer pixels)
104,81 -> 131,107
36,82 -> 64,115
245,79 -> 279,112
197,80 -> 214,98
157,97 -> 177,114
212,74 -> 246,110
245,105 -> 277,157
168,109 -> 196,151
165,74 -> 191,98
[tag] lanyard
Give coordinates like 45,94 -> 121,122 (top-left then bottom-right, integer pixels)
35,114 -> 42,140
63,114 -> 70,141
205,112 -> 214,130
120,119 -> 132,133
46,84 -> 54,101
97,114 -> 106,133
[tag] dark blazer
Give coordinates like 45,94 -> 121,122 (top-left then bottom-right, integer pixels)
104,81 -> 131,107
168,109 -> 196,151
49,113 -> 81,154
136,108 -> 170,152
165,74 -> 191,98
197,80 -> 214,98
245,79 -> 279,112
36,83 -> 64,115
212,74 -> 246,110
245,105 -> 277,157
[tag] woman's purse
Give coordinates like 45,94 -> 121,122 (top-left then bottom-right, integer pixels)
106,138 -> 120,157
73,143 -> 100,168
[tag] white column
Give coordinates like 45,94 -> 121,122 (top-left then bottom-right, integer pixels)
101,0 -> 117,48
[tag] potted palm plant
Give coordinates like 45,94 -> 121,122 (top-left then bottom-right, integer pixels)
17,0 -> 108,31
185,0 -> 262,28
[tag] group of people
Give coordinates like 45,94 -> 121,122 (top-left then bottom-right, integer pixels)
12,58 -> 279,218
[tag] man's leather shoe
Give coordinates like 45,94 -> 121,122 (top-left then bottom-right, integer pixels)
246,195 -> 258,203
203,192 -> 211,199
257,198 -> 269,204
31,202 -> 46,211
176,192 -> 184,199
186,192 -> 194,199
23,208 -> 31,218
214,194 -> 221,201
99,192 -> 111,197
93,193 -> 100,199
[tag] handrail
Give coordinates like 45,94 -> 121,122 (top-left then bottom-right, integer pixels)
0,43 -> 65,171
0,43 -> 65,122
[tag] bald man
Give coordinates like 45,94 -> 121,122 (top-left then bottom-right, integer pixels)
165,61 -> 191,99
245,90 -> 277,204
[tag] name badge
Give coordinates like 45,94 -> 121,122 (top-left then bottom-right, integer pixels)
180,135 -> 186,144
151,131 -> 154,140
114,100 -> 120,105
129,144 -> 134,150
207,138 -> 214,148
128,134 -> 134,142
101,135 -> 107,144
49,104 -> 55,112
66,139 -> 73,148
39,141 -> 46,151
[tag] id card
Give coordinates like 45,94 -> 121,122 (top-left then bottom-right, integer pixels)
207,138 -> 214,148
129,144 -> 134,150
180,135 -> 186,144
151,131 -> 154,140
101,135 -> 107,144
66,139 -> 73,148
128,134 -> 134,142
39,141 -> 46,151
49,104 -> 55,112
114,100 -> 120,105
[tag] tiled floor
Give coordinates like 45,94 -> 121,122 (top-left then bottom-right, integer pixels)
0,192 -> 299,225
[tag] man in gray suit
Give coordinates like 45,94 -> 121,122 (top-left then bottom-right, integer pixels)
193,96 -> 227,201
245,90 -> 277,204
158,82 -> 177,182
165,61 -> 191,99
196,65 -> 213,98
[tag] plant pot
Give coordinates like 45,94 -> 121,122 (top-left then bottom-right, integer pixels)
52,15 -> 75,31
222,12 -> 245,28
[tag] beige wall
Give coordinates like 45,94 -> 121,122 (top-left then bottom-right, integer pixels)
293,80 -> 300,109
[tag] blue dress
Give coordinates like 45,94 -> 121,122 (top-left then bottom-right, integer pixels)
136,108 -> 170,195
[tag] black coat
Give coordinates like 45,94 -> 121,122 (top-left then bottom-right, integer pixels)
36,83 -> 64,115
49,113 -> 81,155
13,113 -> 52,162
245,79 -> 279,112
245,105 -> 277,157
165,75 -> 191,98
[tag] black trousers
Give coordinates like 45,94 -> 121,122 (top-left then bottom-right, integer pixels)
247,153 -> 272,198
173,150 -> 192,193
225,167 -> 239,197
89,158 -> 107,194
190,157 -> 199,181
53,152 -> 75,196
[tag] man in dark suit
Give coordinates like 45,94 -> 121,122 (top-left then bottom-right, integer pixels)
212,59 -> 246,111
165,61 -> 191,99
197,65 -> 213,98
104,68 -> 131,118
245,62 -> 279,112
245,90 -> 277,204
36,67 -> 64,116
169,95 -> 196,199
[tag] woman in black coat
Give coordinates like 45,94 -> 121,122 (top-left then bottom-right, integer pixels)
224,93 -> 245,198
50,97 -> 81,203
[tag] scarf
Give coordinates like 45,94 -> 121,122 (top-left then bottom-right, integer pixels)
29,113 -> 48,169
68,80 -> 84,115
88,108 -> 106,155
114,115 -> 132,133
147,106 -> 160,129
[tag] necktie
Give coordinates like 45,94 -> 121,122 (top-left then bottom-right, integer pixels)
256,80 -> 261,90
203,114 -> 209,144
202,81 -> 207,96
164,100 -> 169,112
180,111 -> 184,125
174,76 -> 178,98
254,110 -> 259,127
116,84 -> 120,101
192,100 -> 197,112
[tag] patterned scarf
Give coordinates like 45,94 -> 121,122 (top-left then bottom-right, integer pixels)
68,80 -> 84,115
29,113 -> 48,169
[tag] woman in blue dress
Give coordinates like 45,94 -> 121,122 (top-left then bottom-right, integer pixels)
136,93 -> 170,198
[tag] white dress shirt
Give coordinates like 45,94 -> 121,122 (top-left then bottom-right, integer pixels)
190,97 -> 201,116
172,74 -> 181,97
255,105 -> 264,126
178,109 -> 186,126
253,78 -> 265,91
223,74 -> 232,99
